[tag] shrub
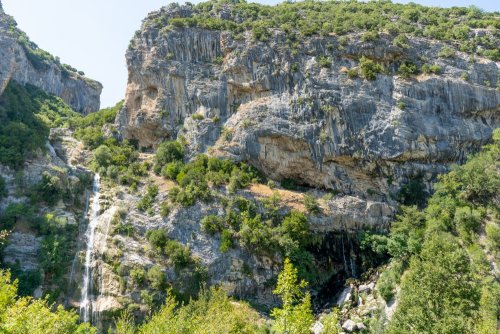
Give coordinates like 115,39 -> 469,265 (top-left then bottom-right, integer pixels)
165,240 -> 192,270
148,229 -> 168,250
397,101 -> 406,110
485,223 -> 500,250
146,266 -> 165,290
398,177 -> 427,207
162,161 -> 184,180
438,46 -> 456,58
421,63 -> 441,74
397,61 -> 418,78
154,141 -> 184,170
393,34 -> 409,48
137,184 -> 159,212
303,194 -> 321,215
201,215 -> 224,235
361,31 -> 378,42
213,56 -> 224,65
192,113 -> 204,121
129,267 -> 146,287
377,267 -> 397,302
93,145 -> 112,168
281,211 -> 310,246
317,56 -> 332,68
347,68 -> 359,79
159,202 -> 170,217
359,56 -> 383,80
219,229 -> 234,253
31,172 -> 63,206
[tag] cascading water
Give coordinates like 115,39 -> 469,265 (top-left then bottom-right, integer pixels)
79,174 -> 101,323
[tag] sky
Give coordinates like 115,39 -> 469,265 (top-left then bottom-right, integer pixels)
2,0 -> 499,108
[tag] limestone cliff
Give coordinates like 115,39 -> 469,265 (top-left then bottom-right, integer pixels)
118,2 -> 499,201
0,3 -> 102,114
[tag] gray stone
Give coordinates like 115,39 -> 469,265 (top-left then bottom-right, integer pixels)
342,319 -> 357,332
117,2 -> 499,210
359,282 -> 375,293
0,7 -> 102,113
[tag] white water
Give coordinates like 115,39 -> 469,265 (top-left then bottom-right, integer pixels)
79,174 -> 101,323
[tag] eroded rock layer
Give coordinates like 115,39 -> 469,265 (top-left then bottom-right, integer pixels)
119,3 -> 499,199
0,3 -> 102,114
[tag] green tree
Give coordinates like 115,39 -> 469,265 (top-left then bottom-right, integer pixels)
147,265 -> 166,290
0,270 -> 95,333
272,258 -> 314,334
154,141 -> 184,170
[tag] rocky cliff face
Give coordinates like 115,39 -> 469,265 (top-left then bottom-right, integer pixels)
118,3 -> 499,201
0,3 -> 102,114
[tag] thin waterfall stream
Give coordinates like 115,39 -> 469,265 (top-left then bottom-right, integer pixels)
79,174 -> 101,323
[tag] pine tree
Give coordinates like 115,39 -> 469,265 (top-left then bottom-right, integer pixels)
272,258 -> 315,334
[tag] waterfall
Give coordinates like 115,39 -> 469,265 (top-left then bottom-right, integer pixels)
79,174 -> 101,323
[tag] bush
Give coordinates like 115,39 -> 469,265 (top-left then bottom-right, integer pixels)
129,267 -> 146,287
397,61 -> 418,78
398,177 -> 427,207
161,161 -> 184,180
154,141 -> 184,171
94,145 -> 112,168
361,31 -> 378,42
359,56 -> 383,80
393,34 -> 409,48
159,202 -> 170,217
377,267 -> 397,302
303,195 -> 321,215
281,211 -> 310,246
0,81 -> 76,168
0,270 -> 95,333
165,240 -> 192,270
0,203 -> 34,230
146,266 -> 165,290
317,56 -> 332,68
438,46 -> 456,58
31,172 -> 63,206
137,184 -> 159,212
347,68 -> 359,79
201,215 -> 224,235
148,229 -> 168,250
219,229 -> 234,253
421,63 -> 441,74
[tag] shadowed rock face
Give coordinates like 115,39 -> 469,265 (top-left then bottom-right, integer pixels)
119,3 -> 499,199
0,5 -> 102,114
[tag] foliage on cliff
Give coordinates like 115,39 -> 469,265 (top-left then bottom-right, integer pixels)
0,81 -> 78,168
147,0 -> 500,61
113,259 -> 318,334
369,129 -> 500,333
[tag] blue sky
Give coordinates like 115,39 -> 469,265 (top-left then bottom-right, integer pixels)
2,0 -> 499,108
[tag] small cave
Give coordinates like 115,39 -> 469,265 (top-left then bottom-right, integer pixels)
133,95 -> 142,110
307,231 -> 367,309
145,86 -> 159,99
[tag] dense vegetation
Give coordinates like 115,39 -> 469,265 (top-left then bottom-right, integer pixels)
0,81 -> 93,298
0,270 -> 95,333
364,129 -> 500,333
150,0 -> 500,61
0,81 -> 78,168
112,258 -> 317,334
